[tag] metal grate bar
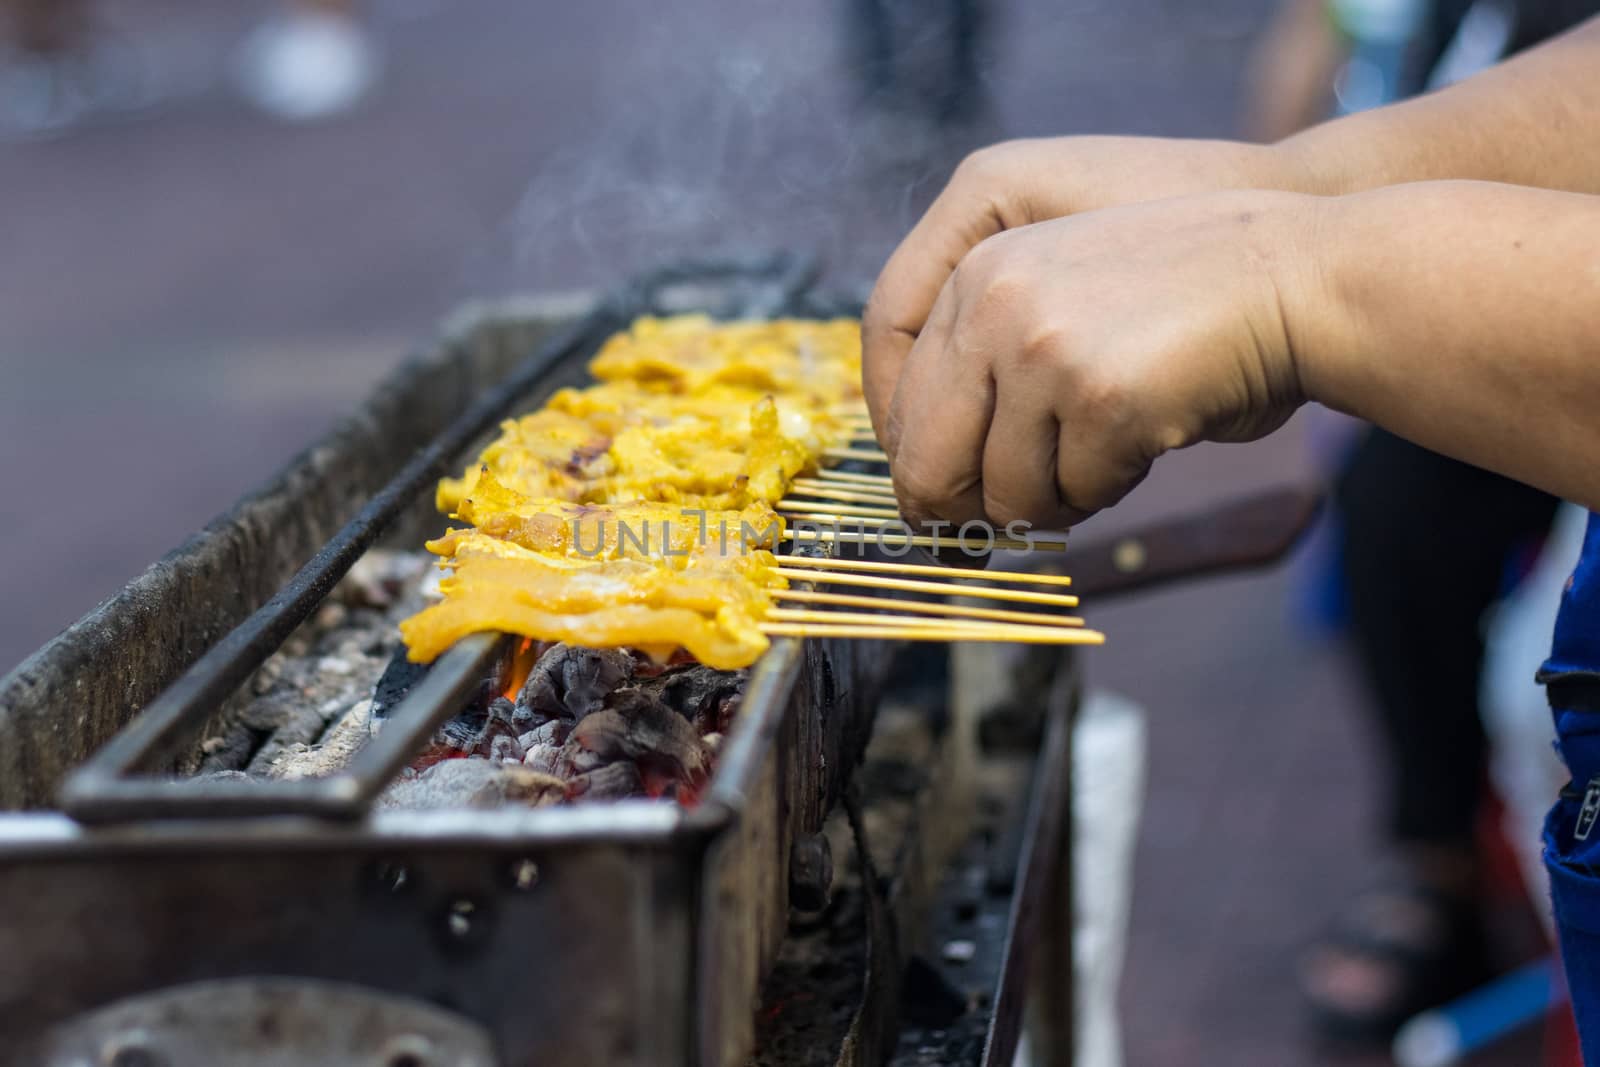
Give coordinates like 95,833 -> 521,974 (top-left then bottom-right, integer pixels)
58,254 -> 821,824
59,633 -> 506,823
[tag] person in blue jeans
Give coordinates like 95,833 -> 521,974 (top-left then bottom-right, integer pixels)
859,16 -> 1600,1058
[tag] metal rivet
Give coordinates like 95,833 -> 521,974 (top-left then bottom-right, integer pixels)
432,894 -> 493,954
372,860 -> 411,894
446,899 -> 476,938
1112,538 -> 1147,574
379,1034 -> 434,1067
506,858 -> 540,892
101,1033 -> 162,1067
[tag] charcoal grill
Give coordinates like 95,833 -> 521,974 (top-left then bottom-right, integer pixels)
0,259 -> 900,1066
0,257 -> 1320,1067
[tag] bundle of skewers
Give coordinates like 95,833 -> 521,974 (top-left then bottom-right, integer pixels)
401,314 -> 1103,670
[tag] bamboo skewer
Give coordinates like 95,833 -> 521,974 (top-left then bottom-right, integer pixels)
775,589 -> 1084,626
823,447 -> 892,464
781,509 -> 913,526
771,566 -> 1080,606
783,530 -> 1065,553
789,480 -> 899,504
774,553 -> 1074,587
779,501 -> 904,521
782,518 -> 1069,555
760,622 -> 1104,645
765,609 -> 1093,640
768,608 -> 1041,629
814,470 -> 895,488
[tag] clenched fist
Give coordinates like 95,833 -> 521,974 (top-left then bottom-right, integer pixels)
869,190 -> 1325,530
861,136 -> 1316,438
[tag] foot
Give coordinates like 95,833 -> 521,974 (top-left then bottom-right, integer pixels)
1299,847 -> 1489,1042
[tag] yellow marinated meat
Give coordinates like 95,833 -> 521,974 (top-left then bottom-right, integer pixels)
436,408 -> 613,513
599,396 -> 811,509
433,553 -> 777,618
435,469 -> 784,561
552,381 -> 848,462
405,314 -> 863,670
439,388 -> 847,513
402,597 -> 770,670
588,315 -> 864,407
405,535 -> 784,667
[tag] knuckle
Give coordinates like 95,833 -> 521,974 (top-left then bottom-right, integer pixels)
954,140 -> 1028,187
1057,476 -> 1116,516
952,143 -> 1008,187
1014,321 -> 1069,371
957,255 -> 1028,319
952,235 -> 1001,284
1058,454 -> 1147,516
1071,367 -> 1135,429
892,461 -> 958,518
980,488 -> 1027,529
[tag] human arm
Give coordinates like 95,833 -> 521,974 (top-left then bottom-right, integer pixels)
861,16 -> 1600,441
879,180 -> 1600,530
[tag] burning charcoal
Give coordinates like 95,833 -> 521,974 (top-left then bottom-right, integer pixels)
660,666 -> 746,724
486,696 -> 517,725
514,643 -> 633,726
435,710 -> 485,754
554,736 -> 608,777
378,759 -> 564,810
489,734 -> 525,763
561,646 -> 633,719
474,709 -> 523,757
565,761 -> 644,802
516,644 -> 571,724
700,694 -> 742,738
569,698 -> 710,784
518,720 -> 569,750
523,743 -> 561,775
422,695 -> 524,759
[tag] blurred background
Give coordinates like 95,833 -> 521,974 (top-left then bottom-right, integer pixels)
0,0 -> 1579,1064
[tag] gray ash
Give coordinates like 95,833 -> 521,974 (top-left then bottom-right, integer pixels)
193,549 -> 434,778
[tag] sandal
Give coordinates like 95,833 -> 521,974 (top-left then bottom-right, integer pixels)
1299,867 -> 1491,1042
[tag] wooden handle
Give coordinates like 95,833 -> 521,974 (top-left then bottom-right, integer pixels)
1043,483 -> 1324,599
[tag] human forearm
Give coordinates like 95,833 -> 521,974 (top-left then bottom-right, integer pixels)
1277,17 -> 1600,194
1296,181 -> 1600,507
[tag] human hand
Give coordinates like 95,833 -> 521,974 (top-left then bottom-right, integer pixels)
873,190 -> 1327,530
862,136 -> 1312,437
